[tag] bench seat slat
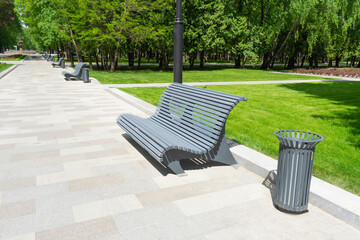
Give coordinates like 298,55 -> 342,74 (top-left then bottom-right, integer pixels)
166,87 -> 238,108
157,100 -> 220,126
171,83 -> 247,102
163,89 -> 232,114
118,120 -> 162,160
154,107 -> 222,132
158,99 -> 224,124
150,116 -> 216,149
153,110 -> 222,138
159,95 -> 228,118
162,90 -> 231,114
151,113 -> 220,139
121,114 -> 204,154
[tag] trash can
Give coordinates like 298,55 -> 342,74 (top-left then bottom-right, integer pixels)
274,130 -> 324,213
81,68 -> 90,83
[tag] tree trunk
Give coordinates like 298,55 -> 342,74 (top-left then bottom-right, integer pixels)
287,56 -> 296,69
69,27 -> 82,62
242,57 -> 247,68
234,54 -> 241,68
110,39 -> 122,72
309,57 -> 313,68
328,58 -> 333,67
350,56 -> 356,68
88,53 -> 93,70
189,52 -> 196,70
128,51 -> 134,67
70,50 -> 75,67
94,52 -> 100,69
301,56 -> 306,68
159,52 -> 169,70
200,51 -> 204,69
147,50 -> 152,63
335,55 -> 341,68
261,21 -> 298,69
137,49 -> 142,68
357,57 -> 360,68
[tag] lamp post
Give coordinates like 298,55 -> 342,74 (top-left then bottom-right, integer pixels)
173,0 -> 183,83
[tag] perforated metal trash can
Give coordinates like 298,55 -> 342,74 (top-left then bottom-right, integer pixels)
274,130 -> 324,213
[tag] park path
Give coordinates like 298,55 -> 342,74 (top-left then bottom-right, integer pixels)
0,58 -> 359,239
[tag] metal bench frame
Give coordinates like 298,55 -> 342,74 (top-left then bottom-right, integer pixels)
61,62 -> 89,83
117,83 -> 247,176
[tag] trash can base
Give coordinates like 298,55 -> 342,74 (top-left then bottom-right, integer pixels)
274,204 -> 309,214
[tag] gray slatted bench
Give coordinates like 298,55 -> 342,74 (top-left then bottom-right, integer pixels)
61,62 -> 89,83
51,58 -> 65,68
117,83 -> 247,176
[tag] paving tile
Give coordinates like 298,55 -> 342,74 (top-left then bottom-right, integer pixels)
60,145 -> 103,156
0,176 -> 36,191
67,173 -> 124,192
174,184 -> 267,216
35,216 -> 118,240
0,199 -> 36,220
0,215 -> 36,239
4,233 -> 35,240
72,194 -> 143,222
137,177 -> 245,207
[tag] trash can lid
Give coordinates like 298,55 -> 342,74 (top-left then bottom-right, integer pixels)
274,130 -> 324,148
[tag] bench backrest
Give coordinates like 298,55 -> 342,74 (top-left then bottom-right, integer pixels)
151,83 -> 247,149
73,62 -> 86,75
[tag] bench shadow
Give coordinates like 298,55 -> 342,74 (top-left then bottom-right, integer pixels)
122,133 -> 229,176
262,170 -> 277,207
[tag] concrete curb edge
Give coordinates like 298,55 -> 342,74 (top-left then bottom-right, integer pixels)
0,65 -> 18,79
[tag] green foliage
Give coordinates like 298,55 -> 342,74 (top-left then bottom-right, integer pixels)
0,0 -> 22,51
13,0 -> 360,70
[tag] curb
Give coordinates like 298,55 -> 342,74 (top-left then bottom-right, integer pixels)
0,65 -> 18,79
103,83 -> 360,230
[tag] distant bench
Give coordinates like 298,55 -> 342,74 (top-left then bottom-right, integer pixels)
51,58 -> 65,68
61,62 -> 89,83
117,83 -> 247,175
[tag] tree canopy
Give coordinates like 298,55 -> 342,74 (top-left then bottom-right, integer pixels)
11,0 -> 360,70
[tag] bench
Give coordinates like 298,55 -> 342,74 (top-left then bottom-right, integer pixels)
117,83 -> 247,176
51,58 -> 65,68
61,62 -> 89,83
46,55 -> 53,62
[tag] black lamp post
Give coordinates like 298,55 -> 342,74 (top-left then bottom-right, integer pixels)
173,0 -> 183,83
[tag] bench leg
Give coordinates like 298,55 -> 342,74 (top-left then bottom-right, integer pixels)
206,136 -> 240,168
167,161 -> 187,177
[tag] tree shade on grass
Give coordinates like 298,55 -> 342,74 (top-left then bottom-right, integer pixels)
119,82 -> 360,195
92,68 -> 328,84
0,63 -> 13,72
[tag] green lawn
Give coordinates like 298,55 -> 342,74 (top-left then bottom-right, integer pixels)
119,82 -> 360,195
0,63 -> 13,72
91,68 -> 328,84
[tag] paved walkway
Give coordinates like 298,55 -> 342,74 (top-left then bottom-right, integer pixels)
0,59 -> 359,239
